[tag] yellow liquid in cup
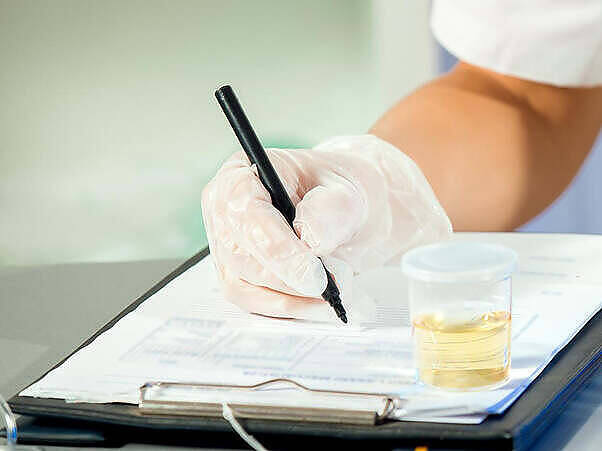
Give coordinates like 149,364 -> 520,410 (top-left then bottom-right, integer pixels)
412,310 -> 511,389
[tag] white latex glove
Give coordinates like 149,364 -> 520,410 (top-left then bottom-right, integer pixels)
201,135 -> 452,321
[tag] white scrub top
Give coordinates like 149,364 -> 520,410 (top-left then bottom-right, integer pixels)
431,0 -> 602,87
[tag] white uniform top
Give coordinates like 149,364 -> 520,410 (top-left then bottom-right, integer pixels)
431,0 -> 602,87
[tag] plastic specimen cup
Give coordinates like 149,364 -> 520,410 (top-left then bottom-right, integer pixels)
401,241 -> 518,390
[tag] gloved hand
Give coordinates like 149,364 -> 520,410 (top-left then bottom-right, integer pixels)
201,135 -> 452,320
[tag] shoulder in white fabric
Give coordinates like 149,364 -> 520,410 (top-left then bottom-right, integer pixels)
431,0 -> 602,87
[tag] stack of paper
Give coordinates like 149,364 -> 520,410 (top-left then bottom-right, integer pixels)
21,233 -> 602,424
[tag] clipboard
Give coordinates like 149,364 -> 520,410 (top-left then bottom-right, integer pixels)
8,247 -> 602,450
139,379 -> 400,425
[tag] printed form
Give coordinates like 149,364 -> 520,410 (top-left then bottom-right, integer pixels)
21,233 -> 602,424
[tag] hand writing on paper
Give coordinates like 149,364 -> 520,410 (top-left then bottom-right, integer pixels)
201,135 -> 452,321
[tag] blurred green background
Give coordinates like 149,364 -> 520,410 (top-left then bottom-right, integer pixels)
0,0 -> 435,265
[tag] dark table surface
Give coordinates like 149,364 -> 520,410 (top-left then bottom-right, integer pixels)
0,259 -> 600,450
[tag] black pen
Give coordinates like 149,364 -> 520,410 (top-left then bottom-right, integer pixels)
215,85 -> 348,324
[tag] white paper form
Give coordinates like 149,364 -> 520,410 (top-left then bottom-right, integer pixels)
20,233 -> 602,424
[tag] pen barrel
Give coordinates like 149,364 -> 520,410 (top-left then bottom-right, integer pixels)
215,85 -> 347,323
215,86 -> 296,226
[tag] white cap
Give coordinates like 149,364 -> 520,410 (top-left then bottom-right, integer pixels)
401,241 -> 518,283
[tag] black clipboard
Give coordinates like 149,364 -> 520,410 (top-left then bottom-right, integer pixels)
8,249 -> 602,450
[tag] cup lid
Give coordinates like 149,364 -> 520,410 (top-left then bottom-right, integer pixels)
401,241 -> 518,283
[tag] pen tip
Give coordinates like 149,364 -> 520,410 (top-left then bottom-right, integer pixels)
334,305 -> 348,324
321,280 -> 348,324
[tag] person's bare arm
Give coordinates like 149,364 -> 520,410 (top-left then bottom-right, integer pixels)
370,62 -> 602,231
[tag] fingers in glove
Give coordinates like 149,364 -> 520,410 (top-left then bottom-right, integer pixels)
210,161 -> 327,297
293,180 -> 364,256
221,272 -> 337,322
223,249 -> 319,297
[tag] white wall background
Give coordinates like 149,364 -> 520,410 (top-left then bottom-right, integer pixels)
0,0 -> 436,265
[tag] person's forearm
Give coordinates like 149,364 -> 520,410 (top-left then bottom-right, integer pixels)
370,62 -> 602,231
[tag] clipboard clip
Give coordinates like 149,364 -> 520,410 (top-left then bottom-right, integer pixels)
139,378 -> 403,425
